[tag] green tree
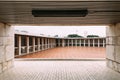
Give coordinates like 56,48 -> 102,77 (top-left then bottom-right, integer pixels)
87,35 -> 99,38
67,34 -> 83,38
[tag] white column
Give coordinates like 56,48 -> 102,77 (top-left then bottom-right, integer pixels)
40,38 -> 41,50
18,36 -> 21,55
68,39 -> 69,46
88,39 -> 90,47
93,39 -> 95,47
48,38 -> 50,49
50,39 -> 52,48
26,36 -> 29,54
72,39 -> 73,46
98,39 -> 100,47
0,23 -> 14,73
54,39 -> 56,47
103,39 -> 105,47
45,38 -> 47,49
42,38 -> 44,50
75,39 -> 77,46
80,39 -> 81,46
53,39 -> 55,47
58,39 -> 60,47
32,37 -> 35,52
52,39 -> 54,48
62,39 -> 65,47
84,39 -> 86,47
37,38 -> 40,51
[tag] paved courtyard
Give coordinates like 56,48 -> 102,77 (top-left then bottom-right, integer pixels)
0,61 -> 120,80
17,47 -> 106,59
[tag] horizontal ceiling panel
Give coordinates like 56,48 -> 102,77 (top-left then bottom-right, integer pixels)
0,1 -> 120,25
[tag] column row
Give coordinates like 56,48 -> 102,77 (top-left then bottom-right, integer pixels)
15,35 -> 56,57
56,38 -> 106,47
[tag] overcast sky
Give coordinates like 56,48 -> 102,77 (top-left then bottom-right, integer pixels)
15,26 -> 107,37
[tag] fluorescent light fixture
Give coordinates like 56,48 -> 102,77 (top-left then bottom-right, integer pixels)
32,9 -> 88,17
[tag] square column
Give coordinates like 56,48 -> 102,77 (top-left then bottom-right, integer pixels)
62,39 -> 65,47
32,37 -> 35,52
84,39 -> 86,47
26,36 -> 29,54
53,39 -> 55,47
52,39 -> 54,48
103,39 -> 105,47
106,23 -> 120,72
88,39 -> 90,47
45,38 -> 47,49
37,38 -> 40,51
48,38 -> 50,49
50,39 -> 52,48
93,39 -> 95,47
98,39 -> 100,47
0,23 -> 14,73
71,39 -> 73,46
75,39 -> 77,46
58,39 -> 60,47
68,39 -> 69,46
41,38 -> 44,50
18,36 -> 21,55
80,39 -> 81,46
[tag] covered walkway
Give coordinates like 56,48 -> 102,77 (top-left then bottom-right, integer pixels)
0,61 -> 120,80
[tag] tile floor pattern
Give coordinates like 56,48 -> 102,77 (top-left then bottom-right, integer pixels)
17,47 -> 106,59
0,61 -> 120,80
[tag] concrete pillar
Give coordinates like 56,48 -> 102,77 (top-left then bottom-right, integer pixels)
88,39 -> 90,47
18,36 -> 21,55
103,39 -> 105,47
52,39 -> 54,48
58,39 -> 60,47
26,36 -> 29,53
48,38 -> 49,49
68,39 -> 69,46
98,39 -> 100,47
54,39 -> 56,47
62,39 -> 65,47
32,37 -> 35,52
50,39 -> 52,48
0,23 -> 14,74
75,39 -> 77,46
53,39 -> 55,47
80,39 -> 81,46
51,39 -> 53,48
106,23 -> 120,72
42,38 -> 44,50
84,39 -> 86,47
50,39 -> 51,48
45,38 -> 47,49
93,39 -> 95,47
37,38 -> 40,51
72,39 -> 73,46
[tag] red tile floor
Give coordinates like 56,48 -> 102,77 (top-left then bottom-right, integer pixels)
16,47 -> 106,59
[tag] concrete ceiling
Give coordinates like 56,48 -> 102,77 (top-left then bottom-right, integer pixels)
0,0 -> 120,25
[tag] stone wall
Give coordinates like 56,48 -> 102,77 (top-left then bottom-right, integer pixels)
0,23 -> 14,74
106,23 -> 120,72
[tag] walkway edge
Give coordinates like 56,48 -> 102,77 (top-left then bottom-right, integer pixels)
15,58 -> 106,61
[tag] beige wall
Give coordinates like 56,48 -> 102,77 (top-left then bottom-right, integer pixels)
106,23 -> 120,72
0,23 -> 14,74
